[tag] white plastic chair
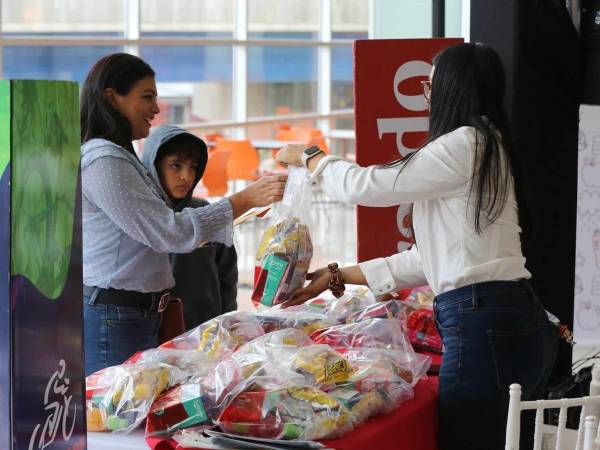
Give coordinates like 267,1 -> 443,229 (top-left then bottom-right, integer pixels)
505,363 -> 600,450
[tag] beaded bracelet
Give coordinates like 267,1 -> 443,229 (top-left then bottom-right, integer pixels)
327,262 -> 345,298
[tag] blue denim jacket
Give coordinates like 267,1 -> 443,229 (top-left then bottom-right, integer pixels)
81,138 -> 233,293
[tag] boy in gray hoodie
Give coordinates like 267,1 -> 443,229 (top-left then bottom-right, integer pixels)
142,125 -> 237,330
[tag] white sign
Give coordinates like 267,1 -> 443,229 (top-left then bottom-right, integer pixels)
574,105 -> 600,346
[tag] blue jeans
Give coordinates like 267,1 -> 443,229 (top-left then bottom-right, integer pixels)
434,280 -> 557,450
83,288 -> 161,376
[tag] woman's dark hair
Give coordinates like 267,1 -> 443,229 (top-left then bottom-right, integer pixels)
389,42 -> 531,241
80,53 -> 155,152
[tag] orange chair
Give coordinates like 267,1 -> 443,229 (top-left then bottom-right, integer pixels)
199,148 -> 231,197
214,139 -> 260,183
276,126 -> 329,153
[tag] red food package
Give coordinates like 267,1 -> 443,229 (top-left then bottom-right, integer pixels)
406,308 -> 442,353
146,383 -> 212,436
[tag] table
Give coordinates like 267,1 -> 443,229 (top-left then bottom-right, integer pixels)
88,377 -> 438,450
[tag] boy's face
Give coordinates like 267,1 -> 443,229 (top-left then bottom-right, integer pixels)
157,153 -> 199,200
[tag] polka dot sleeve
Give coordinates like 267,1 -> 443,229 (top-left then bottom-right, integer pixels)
82,156 -> 233,253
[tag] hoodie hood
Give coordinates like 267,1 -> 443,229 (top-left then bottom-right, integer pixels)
142,125 -> 208,210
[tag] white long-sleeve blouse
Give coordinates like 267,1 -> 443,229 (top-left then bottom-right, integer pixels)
310,126 -> 530,296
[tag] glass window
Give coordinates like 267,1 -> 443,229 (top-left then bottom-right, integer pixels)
2,46 -> 122,83
331,46 -> 354,110
444,0 -> 463,38
1,0 -> 124,36
248,0 -> 320,40
332,0 -> 369,40
141,46 -> 233,124
141,0 -> 234,38
247,46 -> 317,118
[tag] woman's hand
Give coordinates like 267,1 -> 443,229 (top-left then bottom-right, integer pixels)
275,144 -> 305,167
229,174 -> 287,218
281,267 -> 330,308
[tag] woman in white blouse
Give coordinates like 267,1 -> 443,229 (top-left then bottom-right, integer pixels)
276,42 -> 557,450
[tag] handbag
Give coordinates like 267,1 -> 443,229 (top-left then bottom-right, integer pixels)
158,296 -> 186,344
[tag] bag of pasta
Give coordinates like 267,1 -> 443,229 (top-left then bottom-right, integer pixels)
252,166 -> 313,307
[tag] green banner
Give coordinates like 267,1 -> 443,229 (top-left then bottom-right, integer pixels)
10,80 -> 80,299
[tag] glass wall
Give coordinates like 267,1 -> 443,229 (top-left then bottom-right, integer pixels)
0,0 -> 367,132
0,1 -> 464,132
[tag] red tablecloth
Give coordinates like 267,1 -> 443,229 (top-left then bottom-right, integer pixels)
146,377 -> 439,450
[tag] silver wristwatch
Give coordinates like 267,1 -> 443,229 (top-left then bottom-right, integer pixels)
300,145 -> 324,169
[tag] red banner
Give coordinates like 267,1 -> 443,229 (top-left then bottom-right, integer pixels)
353,38 -> 463,262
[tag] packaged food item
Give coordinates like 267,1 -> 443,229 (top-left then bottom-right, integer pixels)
159,311 -> 265,359
127,348 -> 218,381
217,386 -> 353,440
310,318 -> 413,352
237,328 -> 313,355
329,387 -> 386,425
85,362 -> 184,434
347,299 -> 417,326
255,308 -> 334,335
406,307 -> 443,353
145,382 -> 213,436
292,345 -> 355,387
324,287 -> 377,324
239,330 -> 353,389
252,167 -> 313,307
405,285 -> 435,307
200,352 -> 306,421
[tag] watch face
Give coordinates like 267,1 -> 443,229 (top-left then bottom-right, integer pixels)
304,145 -> 321,156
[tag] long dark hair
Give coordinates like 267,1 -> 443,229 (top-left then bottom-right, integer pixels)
391,42 -> 530,239
80,53 -> 155,152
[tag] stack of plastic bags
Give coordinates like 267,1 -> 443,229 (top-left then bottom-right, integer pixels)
86,289 -> 434,445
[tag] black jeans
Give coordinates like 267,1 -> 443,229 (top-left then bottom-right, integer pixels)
434,280 -> 558,450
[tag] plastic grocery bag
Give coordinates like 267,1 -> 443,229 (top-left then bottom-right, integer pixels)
255,308 -> 334,335
85,362 -> 186,434
252,166 -> 313,307
159,311 -> 265,359
216,386 -> 353,440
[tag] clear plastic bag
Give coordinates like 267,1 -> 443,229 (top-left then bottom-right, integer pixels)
85,362 -> 185,434
252,167 -> 313,307
255,308 -> 334,335
159,311 -> 265,359
216,386 -> 353,440
238,329 -> 354,390
328,387 -> 387,425
199,352 -> 307,422
129,348 -> 219,380
340,347 -> 429,389
323,287 -> 377,324
310,318 -> 413,352
238,328 -> 314,355
346,299 -> 418,326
